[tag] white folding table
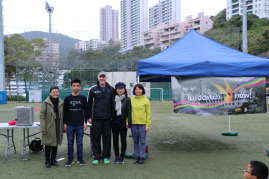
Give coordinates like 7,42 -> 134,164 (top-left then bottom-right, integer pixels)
0,123 -> 16,160
0,122 -> 92,159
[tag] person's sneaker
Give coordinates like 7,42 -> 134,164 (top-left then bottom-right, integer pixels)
113,156 -> 120,164
65,160 -> 74,167
93,160 -> 99,165
77,159 -> 86,166
133,157 -> 139,164
139,158 -> 144,164
104,158 -> 110,164
118,157 -> 124,164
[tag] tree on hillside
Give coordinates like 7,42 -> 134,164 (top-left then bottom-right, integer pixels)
204,9 -> 269,55
5,34 -> 46,93
102,44 -> 120,60
85,51 -> 105,61
108,38 -> 114,46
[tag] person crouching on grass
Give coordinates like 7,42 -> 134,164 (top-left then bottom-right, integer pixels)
63,78 -> 88,166
131,84 -> 151,164
112,82 -> 132,164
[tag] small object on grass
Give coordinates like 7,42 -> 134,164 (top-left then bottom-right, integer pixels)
163,140 -> 176,144
129,134 -> 132,137
266,150 -> 269,156
22,159 -> 30,161
56,158 -> 65,161
221,132 -> 239,136
124,152 -> 148,160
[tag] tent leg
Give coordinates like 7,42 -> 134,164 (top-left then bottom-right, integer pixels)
229,115 -> 231,132
137,75 -> 140,83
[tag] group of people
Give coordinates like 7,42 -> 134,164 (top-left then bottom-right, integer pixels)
39,71 -> 151,168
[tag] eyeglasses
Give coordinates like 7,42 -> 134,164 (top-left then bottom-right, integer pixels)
244,166 -> 252,175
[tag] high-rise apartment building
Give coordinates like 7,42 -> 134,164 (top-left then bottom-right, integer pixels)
149,4 -> 160,30
36,38 -> 59,62
100,5 -> 119,42
226,0 -> 269,20
120,0 -> 148,52
149,0 -> 181,30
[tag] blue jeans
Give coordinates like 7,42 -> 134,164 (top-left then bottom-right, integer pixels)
66,125 -> 84,160
131,124 -> 147,158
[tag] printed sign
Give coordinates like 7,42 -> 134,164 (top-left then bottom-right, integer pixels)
171,77 -> 267,116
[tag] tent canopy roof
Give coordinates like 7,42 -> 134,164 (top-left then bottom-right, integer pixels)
137,30 -> 269,82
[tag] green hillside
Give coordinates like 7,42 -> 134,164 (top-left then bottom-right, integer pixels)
19,31 -> 81,57
204,9 -> 269,56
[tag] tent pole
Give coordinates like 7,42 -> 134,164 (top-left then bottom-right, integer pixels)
229,115 -> 231,132
137,75 -> 140,83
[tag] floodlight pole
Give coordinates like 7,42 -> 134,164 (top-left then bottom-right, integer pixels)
0,0 -> 6,104
45,1 -> 54,62
242,0 -> 248,53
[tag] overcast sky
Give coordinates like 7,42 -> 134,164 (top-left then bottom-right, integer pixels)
2,0 -> 226,41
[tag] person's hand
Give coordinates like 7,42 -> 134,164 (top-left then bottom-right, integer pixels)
42,131 -> 46,135
84,123 -> 87,131
64,124 -> 67,131
88,118 -> 92,124
145,127 -> 150,131
126,122 -> 129,128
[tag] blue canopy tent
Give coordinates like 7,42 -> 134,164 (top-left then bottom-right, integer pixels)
137,30 -> 269,82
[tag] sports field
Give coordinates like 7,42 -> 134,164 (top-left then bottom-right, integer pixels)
0,100 -> 269,179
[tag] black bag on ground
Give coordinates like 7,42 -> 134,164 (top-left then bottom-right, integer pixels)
29,138 -> 43,153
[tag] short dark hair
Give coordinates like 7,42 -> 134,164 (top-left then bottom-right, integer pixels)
50,86 -> 59,93
71,78 -> 81,86
250,161 -> 269,179
114,87 -> 128,96
132,84 -> 146,95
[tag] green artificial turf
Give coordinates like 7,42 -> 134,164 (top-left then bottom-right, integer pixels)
0,101 -> 269,179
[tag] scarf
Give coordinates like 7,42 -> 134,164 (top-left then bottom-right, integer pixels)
50,96 -> 59,112
115,94 -> 126,116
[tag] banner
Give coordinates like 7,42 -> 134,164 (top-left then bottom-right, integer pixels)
171,77 -> 267,116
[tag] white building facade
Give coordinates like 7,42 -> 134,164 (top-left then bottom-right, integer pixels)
89,39 -> 99,50
100,5 -> 119,41
120,0 -> 148,53
75,41 -> 87,52
226,0 -> 269,20
149,0 -> 181,30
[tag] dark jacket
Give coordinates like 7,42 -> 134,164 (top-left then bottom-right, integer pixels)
113,97 -> 132,128
87,82 -> 114,119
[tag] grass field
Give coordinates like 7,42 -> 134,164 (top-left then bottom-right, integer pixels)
0,101 -> 269,179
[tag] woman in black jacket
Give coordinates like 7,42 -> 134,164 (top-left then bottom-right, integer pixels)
112,82 -> 132,164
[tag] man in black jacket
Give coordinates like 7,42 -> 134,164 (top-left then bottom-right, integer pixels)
88,71 -> 114,165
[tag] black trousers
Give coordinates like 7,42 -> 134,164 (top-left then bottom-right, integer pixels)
91,119 -> 111,160
45,145 -> 57,161
112,124 -> 127,157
